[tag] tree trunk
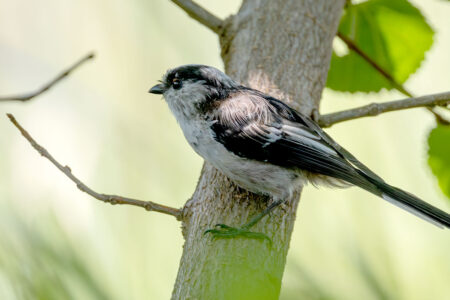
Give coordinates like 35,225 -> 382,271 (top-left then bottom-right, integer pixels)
172,1 -> 345,299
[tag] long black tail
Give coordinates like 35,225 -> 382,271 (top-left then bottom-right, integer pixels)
296,112 -> 450,229
358,172 -> 450,229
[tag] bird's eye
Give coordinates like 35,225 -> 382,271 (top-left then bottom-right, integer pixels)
172,78 -> 182,90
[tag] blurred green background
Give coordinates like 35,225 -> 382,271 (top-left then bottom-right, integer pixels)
1,0 -> 449,299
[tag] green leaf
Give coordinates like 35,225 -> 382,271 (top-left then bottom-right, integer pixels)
428,125 -> 450,199
327,0 -> 434,93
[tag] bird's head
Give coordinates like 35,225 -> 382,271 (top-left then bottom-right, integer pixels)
149,64 -> 238,118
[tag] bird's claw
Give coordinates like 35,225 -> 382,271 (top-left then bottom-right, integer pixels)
204,224 -> 272,245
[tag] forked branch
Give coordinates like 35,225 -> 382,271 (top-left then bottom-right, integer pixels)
171,0 -> 223,33
0,53 -> 95,102
318,91 -> 450,127
7,114 -> 182,220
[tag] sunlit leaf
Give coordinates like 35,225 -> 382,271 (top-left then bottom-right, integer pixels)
327,0 -> 434,93
428,125 -> 450,199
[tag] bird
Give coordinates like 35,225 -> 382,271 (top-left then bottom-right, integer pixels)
149,64 -> 450,240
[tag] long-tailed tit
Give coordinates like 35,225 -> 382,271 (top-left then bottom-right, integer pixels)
149,64 -> 450,240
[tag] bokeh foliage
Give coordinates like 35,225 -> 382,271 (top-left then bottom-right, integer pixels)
0,207 -> 111,300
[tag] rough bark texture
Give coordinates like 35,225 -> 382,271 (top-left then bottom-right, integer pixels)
172,1 -> 345,299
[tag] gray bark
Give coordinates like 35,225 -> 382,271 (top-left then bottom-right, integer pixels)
172,1 -> 345,299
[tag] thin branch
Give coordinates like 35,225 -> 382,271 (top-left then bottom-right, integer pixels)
171,0 -> 223,33
0,52 -> 95,102
318,91 -> 450,127
7,113 -> 182,220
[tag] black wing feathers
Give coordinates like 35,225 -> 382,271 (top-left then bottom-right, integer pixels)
211,90 -> 371,188
210,88 -> 450,228
265,94 -> 385,182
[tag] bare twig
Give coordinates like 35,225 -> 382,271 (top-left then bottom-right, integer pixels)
171,0 -> 223,33
0,53 -> 95,102
7,113 -> 182,220
318,91 -> 450,127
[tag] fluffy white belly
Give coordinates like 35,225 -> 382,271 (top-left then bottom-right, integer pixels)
178,117 -> 303,199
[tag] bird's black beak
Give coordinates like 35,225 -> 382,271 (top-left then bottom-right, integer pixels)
149,84 -> 164,94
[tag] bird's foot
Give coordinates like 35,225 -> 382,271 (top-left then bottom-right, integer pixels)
204,224 -> 272,245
